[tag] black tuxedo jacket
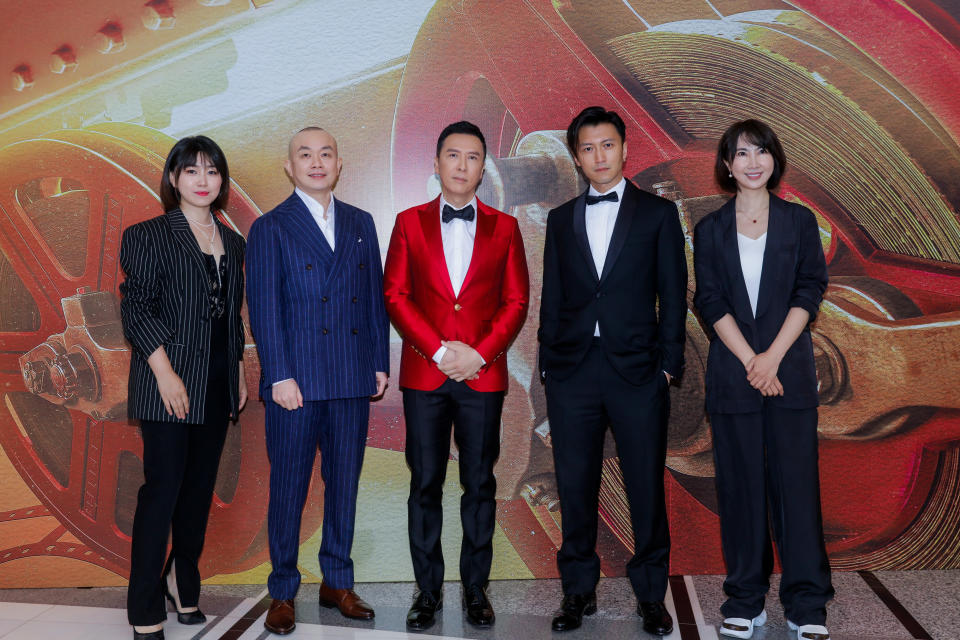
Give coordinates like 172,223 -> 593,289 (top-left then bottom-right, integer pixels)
538,181 -> 687,384
120,209 -> 246,423
692,194 -> 828,414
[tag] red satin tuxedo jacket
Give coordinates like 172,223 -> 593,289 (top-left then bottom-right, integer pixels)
383,197 -> 529,392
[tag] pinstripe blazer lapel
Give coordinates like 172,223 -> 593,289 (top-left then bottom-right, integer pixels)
283,194 -> 336,267
166,209 -> 210,294
326,198 -> 361,283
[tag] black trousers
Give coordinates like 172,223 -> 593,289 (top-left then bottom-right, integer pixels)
710,405 -> 834,625
403,380 -> 504,592
127,418 -> 229,626
545,342 -> 670,600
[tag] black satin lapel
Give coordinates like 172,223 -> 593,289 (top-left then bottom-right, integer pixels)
720,201 -> 755,324
573,193 -> 599,281
599,188 -> 636,284
755,195 -> 784,318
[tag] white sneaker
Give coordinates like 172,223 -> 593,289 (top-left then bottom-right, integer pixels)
787,620 -> 831,640
719,610 -> 767,638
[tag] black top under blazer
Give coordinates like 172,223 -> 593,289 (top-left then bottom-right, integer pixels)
120,209 -> 246,424
693,194 -> 828,414
538,180 -> 688,385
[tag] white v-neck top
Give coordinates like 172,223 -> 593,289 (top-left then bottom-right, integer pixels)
737,232 -> 767,317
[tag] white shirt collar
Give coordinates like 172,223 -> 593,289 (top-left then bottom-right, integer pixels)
587,177 -> 627,200
295,187 -> 335,223
439,194 -> 478,221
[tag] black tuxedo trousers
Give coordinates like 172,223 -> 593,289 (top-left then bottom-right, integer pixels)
545,341 -> 670,600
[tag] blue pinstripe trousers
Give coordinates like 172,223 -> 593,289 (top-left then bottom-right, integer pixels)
264,397 -> 369,599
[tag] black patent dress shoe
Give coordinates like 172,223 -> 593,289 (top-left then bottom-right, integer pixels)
133,629 -> 164,639
637,600 -> 674,636
463,584 -> 495,627
406,589 -> 443,630
551,592 -> 597,632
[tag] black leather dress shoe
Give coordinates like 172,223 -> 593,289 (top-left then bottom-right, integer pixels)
133,629 -> 164,639
551,592 -> 597,632
463,584 -> 495,627
406,589 -> 442,630
638,601 -> 673,636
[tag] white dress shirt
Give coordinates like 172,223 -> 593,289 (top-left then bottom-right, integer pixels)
737,232 -> 767,317
586,178 -> 627,336
295,187 -> 336,251
433,196 -> 479,364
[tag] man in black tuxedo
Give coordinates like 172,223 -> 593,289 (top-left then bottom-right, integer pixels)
538,106 -> 687,635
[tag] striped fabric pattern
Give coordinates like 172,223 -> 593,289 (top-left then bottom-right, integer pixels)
246,193 -> 389,401
119,209 -> 246,424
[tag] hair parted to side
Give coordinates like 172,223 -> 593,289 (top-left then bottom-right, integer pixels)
160,135 -> 230,212
714,119 -> 787,192
436,121 -> 487,158
566,106 -> 626,156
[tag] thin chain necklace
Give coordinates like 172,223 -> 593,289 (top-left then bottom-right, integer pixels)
187,213 -> 219,254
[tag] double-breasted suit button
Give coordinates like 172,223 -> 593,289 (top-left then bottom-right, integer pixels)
358,263 -> 366,269
322,328 -> 329,335
454,303 -> 462,311
352,296 -> 358,303
321,296 -> 328,303
305,264 -> 313,270
352,328 -> 359,335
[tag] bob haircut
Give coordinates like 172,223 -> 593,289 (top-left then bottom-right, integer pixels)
566,106 -> 626,156
159,135 -> 230,212
436,120 -> 487,159
715,119 -> 786,192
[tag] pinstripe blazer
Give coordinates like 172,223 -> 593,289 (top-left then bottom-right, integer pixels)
246,193 -> 389,401
119,209 -> 246,423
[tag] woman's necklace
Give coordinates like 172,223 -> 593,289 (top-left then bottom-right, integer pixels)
187,213 -> 218,253
736,208 -> 767,225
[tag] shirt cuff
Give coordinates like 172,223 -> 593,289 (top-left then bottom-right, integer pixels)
273,378 -> 293,386
432,346 -> 447,364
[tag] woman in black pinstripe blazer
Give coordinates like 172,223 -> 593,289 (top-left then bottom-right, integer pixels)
119,136 -> 246,640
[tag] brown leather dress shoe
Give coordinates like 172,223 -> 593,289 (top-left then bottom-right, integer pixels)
264,599 -> 295,635
318,581 -> 375,620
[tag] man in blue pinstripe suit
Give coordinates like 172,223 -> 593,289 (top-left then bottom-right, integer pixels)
246,127 -> 389,635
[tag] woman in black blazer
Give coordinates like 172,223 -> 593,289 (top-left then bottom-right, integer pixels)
693,120 -> 833,640
119,136 -> 246,640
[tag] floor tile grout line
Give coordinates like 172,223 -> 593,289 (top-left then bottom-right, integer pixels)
669,574 -> 702,640
858,570 -> 932,640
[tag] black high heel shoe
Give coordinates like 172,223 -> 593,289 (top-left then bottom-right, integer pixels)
133,628 -> 164,639
163,574 -> 207,625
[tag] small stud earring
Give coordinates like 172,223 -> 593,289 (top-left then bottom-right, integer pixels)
728,172 -> 733,178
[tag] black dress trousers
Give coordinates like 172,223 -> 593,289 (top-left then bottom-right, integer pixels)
403,379 -> 505,593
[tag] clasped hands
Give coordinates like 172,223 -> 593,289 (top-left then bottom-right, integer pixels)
438,340 -> 484,382
745,350 -> 784,396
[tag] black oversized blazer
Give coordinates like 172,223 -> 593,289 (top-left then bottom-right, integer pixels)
538,180 -> 688,385
119,209 -> 245,424
692,194 -> 828,414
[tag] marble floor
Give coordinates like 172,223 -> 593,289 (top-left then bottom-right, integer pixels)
0,571 -> 956,639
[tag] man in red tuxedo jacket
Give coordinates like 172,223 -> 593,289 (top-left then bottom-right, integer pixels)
383,121 -> 529,631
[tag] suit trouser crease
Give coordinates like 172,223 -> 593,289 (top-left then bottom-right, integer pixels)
545,344 -> 670,600
127,418 -> 229,626
710,404 -> 834,625
403,380 -> 504,592
265,397 -> 369,599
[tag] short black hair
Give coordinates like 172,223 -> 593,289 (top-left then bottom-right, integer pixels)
715,119 -> 786,192
160,135 -> 230,212
436,121 -> 486,158
566,106 -> 626,156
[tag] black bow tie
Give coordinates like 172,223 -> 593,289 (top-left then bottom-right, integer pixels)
585,191 -> 618,205
442,203 -> 475,223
